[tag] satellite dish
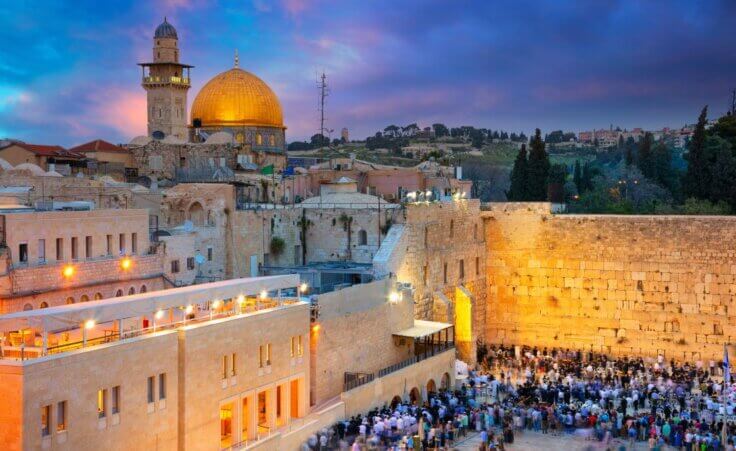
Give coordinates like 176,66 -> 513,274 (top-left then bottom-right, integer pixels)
182,220 -> 194,232
195,254 -> 206,264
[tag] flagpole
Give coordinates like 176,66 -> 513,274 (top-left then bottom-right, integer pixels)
723,343 -> 730,446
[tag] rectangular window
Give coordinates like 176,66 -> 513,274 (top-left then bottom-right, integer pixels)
106,234 -> 112,256
443,262 -> 448,284
231,352 -> 237,376
259,344 -> 271,367
222,355 -> 229,379
38,239 -> 45,263
85,236 -> 92,259
159,373 -> 166,400
119,234 -> 125,255
112,386 -> 120,414
186,257 -> 195,270
19,243 -> 28,263
71,237 -> 78,260
266,343 -> 272,366
459,259 -> 465,279
56,401 -> 66,432
476,257 -> 480,275
56,238 -> 63,261
171,260 -> 180,273
147,376 -> 155,403
131,233 -> 137,254
207,247 -> 213,261
41,404 -> 51,436
290,337 -> 296,357
97,388 -> 107,418
297,335 -> 303,357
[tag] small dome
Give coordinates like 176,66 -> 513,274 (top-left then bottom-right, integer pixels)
154,18 -> 178,39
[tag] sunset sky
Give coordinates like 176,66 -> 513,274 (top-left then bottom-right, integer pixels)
2,0 -> 736,146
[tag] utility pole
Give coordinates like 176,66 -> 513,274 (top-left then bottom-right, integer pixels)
317,71 -> 329,148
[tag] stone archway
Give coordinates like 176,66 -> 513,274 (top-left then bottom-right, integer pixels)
426,379 -> 437,396
409,387 -> 421,405
441,372 -> 451,391
390,396 -> 402,409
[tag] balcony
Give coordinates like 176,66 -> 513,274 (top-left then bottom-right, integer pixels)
142,76 -> 191,87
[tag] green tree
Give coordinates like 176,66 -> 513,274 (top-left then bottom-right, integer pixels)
704,135 -> 736,207
637,132 -> 655,179
653,140 -> 675,191
506,144 -> 528,201
526,128 -> 551,200
573,160 -> 582,193
432,123 -> 449,137
683,106 -> 709,199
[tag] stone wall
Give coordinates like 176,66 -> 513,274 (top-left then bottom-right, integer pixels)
483,203 -> 736,361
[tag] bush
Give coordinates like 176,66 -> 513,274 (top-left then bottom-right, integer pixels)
269,237 -> 285,256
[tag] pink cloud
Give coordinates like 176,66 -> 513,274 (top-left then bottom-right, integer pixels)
281,0 -> 310,16
86,88 -> 147,139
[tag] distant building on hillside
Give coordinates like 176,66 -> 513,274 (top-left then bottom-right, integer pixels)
341,128 -> 349,142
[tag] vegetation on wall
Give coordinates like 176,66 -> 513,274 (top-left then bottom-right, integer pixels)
269,236 -> 285,256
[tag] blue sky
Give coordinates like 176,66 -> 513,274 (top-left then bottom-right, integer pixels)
2,0 -> 736,146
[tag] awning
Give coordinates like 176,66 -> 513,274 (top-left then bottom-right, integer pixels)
393,320 -> 452,339
0,274 -> 299,333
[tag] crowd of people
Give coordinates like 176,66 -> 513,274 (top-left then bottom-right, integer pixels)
302,345 -> 736,450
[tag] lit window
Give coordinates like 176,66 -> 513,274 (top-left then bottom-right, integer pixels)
231,353 -> 237,376
112,386 -> 120,414
297,335 -> 303,357
97,388 -> 107,418
256,133 -> 263,146
41,405 -> 51,437
56,401 -> 66,432
222,355 -> 229,379
259,344 -> 272,367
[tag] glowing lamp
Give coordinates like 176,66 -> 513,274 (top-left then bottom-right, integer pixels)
388,291 -> 402,304
259,290 -> 268,300
120,257 -> 132,270
185,305 -> 194,315
236,295 -> 245,304
212,300 -> 222,309
299,282 -> 308,294
62,265 -> 75,278
84,319 -> 95,330
155,309 -> 165,320
311,324 -> 321,332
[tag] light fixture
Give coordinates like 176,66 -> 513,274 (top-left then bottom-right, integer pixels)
62,265 -> 75,278
259,290 -> 268,300
236,295 -> 245,304
425,190 -> 432,197
185,305 -> 194,315
120,257 -> 132,270
299,282 -> 308,294
155,309 -> 165,320
212,300 -> 222,309
388,291 -> 402,304
84,319 -> 95,330
311,324 -> 321,332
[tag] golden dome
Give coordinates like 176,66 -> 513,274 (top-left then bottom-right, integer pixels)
190,67 -> 284,129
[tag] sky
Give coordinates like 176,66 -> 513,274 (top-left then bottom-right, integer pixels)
2,0 -> 736,146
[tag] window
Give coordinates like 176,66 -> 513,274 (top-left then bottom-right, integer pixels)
85,236 -> 92,259
40,302 -> 49,309
476,257 -> 480,275
128,287 -> 135,295
106,235 -> 112,256
94,292 -> 103,300
41,405 -> 51,436
131,233 -> 137,254
115,289 -> 123,297
207,247 -> 213,261
222,355 -> 229,379
56,238 -> 63,260
269,134 -> 276,146
147,376 -> 155,403
71,237 -> 78,260
140,285 -> 147,293
449,220 -> 454,238
291,336 -> 303,357
38,239 -> 45,263
473,224 -> 478,240
112,386 -> 120,414
256,133 -> 263,146
18,243 -> 28,263
459,259 -> 465,279
186,257 -> 195,270
358,230 -> 367,246
159,373 -> 166,400
231,353 -> 237,376
443,262 -> 448,284
56,401 -> 66,432
97,388 -> 107,418
259,344 -> 272,367
171,259 -> 180,273
119,234 -> 125,255
65,297 -> 74,305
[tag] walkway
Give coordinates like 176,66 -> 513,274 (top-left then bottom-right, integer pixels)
455,430 -> 674,450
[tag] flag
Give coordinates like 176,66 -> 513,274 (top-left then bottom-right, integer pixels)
260,164 -> 274,175
725,344 -> 731,384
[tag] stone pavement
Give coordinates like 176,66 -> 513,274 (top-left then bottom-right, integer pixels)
453,430 -> 669,450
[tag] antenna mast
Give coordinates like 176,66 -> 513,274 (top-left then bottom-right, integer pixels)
317,71 -> 329,147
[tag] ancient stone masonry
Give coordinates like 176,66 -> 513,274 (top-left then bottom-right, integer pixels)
483,202 -> 736,362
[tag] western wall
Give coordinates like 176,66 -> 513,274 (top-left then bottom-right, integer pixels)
482,202 -> 736,362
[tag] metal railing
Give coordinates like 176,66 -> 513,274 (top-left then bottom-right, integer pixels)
343,372 -> 374,391
142,76 -> 190,86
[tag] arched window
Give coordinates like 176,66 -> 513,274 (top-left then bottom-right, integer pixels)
39,302 -> 49,309
94,292 -> 103,300
187,202 -> 205,226
115,289 -> 123,297
128,287 -> 136,295
236,132 -> 244,144
140,285 -> 147,293
23,303 -> 33,311
358,230 -> 368,246
65,297 -> 75,305
256,133 -> 263,146
80,295 -> 89,303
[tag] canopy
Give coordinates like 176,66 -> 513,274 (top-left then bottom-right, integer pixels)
0,274 -> 299,333
393,320 -> 452,339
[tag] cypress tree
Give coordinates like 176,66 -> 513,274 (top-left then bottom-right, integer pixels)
683,106 -> 709,199
506,144 -> 528,201
527,128 -> 551,201
573,160 -> 582,193
637,132 -> 655,179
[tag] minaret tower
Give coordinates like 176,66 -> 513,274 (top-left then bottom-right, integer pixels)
138,18 -> 193,141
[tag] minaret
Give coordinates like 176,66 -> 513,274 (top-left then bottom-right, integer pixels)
138,18 -> 193,141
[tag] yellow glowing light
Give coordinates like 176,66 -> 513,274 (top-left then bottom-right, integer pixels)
155,309 -> 165,320
62,265 -> 75,278
237,295 -> 245,304
120,257 -> 132,270
212,300 -> 222,309
259,290 -> 268,300
425,190 -> 432,196
388,291 -> 402,304
185,305 -> 194,315
84,319 -> 95,330
299,283 -> 308,294
311,324 -> 321,332
461,192 -> 467,198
